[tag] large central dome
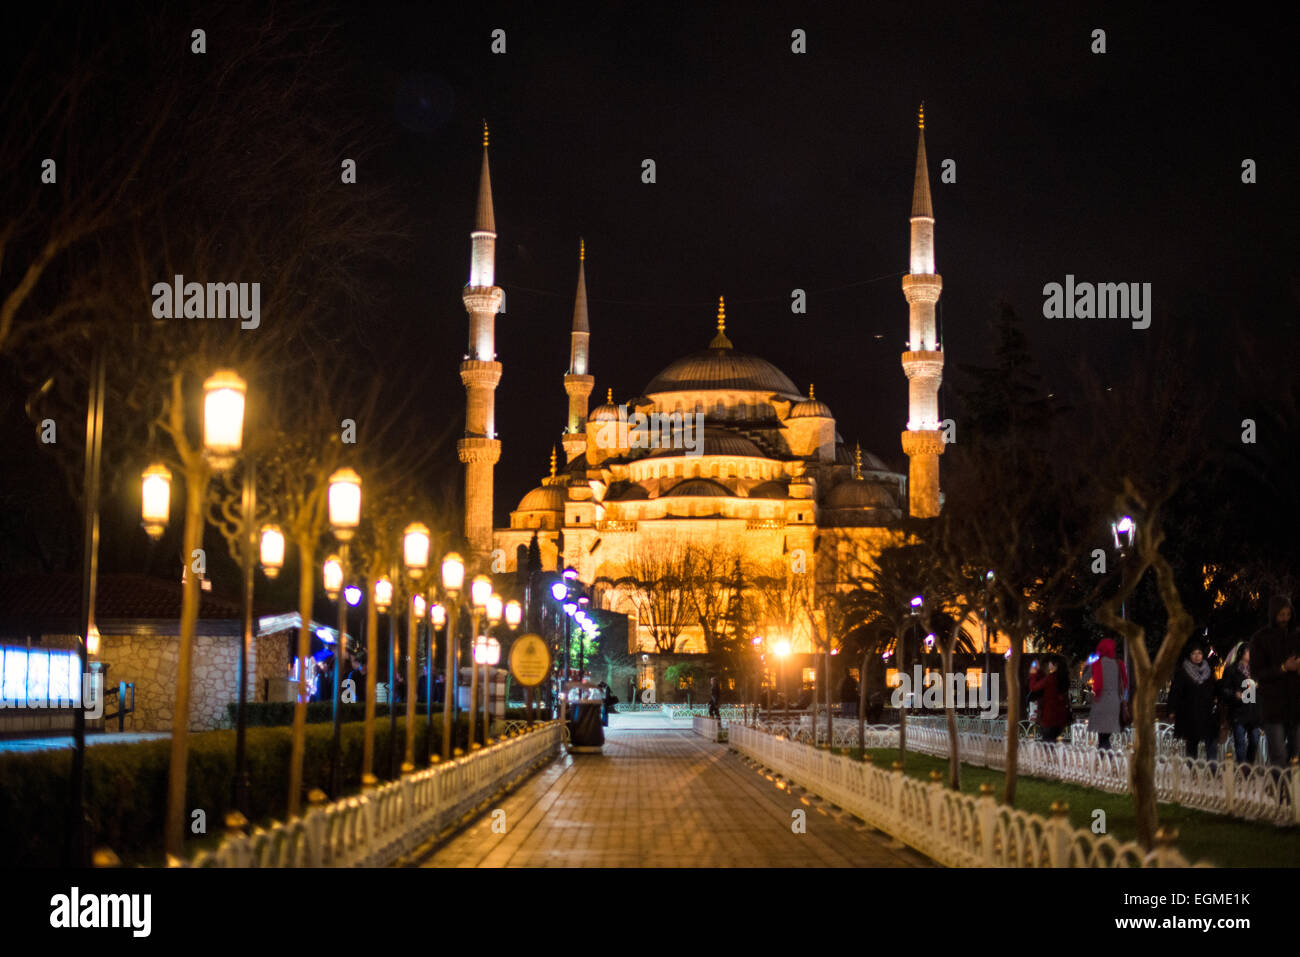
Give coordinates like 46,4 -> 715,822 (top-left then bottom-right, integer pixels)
645,296 -> 802,397
645,346 -> 801,396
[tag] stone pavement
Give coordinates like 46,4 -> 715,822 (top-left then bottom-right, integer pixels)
419,728 -> 931,868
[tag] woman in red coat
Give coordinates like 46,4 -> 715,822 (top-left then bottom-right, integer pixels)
1029,655 -> 1070,742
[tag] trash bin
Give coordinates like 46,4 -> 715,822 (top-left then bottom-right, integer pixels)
567,700 -> 605,752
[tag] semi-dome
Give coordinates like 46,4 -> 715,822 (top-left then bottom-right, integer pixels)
826,480 -> 897,510
645,430 -> 764,459
605,481 -> 650,501
748,480 -> 788,499
666,478 -> 733,497
515,485 -> 566,513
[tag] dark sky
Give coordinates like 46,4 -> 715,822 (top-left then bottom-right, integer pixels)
4,1 -> 1295,582
340,1 -> 1295,523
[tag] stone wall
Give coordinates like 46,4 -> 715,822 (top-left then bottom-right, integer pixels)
97,631 -> 284,732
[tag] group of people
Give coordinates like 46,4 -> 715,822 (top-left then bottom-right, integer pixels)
1044,596 -> 1300,766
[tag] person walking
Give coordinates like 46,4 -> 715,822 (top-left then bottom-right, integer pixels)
1250,596 -> 1300,767
1219,641 -> 1261,763
839,669 -> 859,719
1029,656 -> 1070,743
707,676 -> 721,720
1168,641 -> 1219,761
1088,637 -> 1128,750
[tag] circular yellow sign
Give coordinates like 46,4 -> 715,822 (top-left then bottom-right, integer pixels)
509,633 -> 551,687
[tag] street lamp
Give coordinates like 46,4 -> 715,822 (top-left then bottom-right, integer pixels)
403,523 -> 430,578
201,370 -> 246,471
326,467 -> 362,797
1111,515 -> 1136,670
259,526 -> 285,578
468,575 -> 492,748
426,600 -> 446,762
140,464 -> 172,540
323,556 -> 343,599
401,527 -> 431,772
440,552 -> 464,760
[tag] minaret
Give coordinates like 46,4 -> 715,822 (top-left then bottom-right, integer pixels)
459,121 -> 505,567
562,238 -> 595,464
901,103 -> 945,518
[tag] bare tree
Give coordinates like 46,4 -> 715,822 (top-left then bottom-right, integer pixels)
623,538 -> 695,655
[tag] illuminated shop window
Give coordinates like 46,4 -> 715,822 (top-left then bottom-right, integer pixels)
0,646 -> 80,707
801,667 -> 816,685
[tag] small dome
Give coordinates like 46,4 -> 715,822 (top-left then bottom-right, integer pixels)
789,398 -> 833,419
516,485 -> 566,513
788,384 -> 832,419
589,388 -> 621,422
827,480 -> 897,510
666,478 -> 733,498
749,480 -> 788,499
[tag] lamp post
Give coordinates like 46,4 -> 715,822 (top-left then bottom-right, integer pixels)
326,467 -> 361,798
428,602 -> 446,763
773,639 -> 791,722
483,593 -> 504,740
982,570 -> 994,693
440,553 -> 464,760
402,523 -> 430,772
373,576 -> 393,775
1111,516 -> 1136,672
751,635 -> 765,725
468,575 -> 492,747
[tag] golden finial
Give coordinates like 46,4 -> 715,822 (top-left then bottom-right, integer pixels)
606,388 -> 613,403
483,120 -> 489,147
717,296 -> 726,333
918,102 -> 924,131
579,238 -> 585,262
854,443 -> 863,478
549,446 -> 556,477
808,383 -> 815,400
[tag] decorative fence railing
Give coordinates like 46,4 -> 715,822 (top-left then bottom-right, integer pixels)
189,722 -> 563,867
727,723 -> 1201,867
662,704 -> 747,721
691,716 -> 728,742
728,714 -> 1297,826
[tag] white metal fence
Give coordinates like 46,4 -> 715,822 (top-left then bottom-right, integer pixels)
727,723 -> 1201,867
189,722 -> 563,867
732,714 -> 1297,827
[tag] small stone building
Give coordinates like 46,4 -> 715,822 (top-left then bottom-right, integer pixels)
0,573 -> 286,734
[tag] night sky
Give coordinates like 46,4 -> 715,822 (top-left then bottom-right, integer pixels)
5,1 -> 1296,569
341,1 -> 1294,521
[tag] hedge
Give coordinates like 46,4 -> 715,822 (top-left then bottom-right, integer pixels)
0,714 -> 482,867
227,701 -> 540,727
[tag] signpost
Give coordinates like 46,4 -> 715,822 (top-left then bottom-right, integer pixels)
509,633 -> 551,725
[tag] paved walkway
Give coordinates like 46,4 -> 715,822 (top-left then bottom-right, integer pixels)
419,728 -> 930,868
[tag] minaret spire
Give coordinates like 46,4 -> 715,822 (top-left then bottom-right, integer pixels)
900,104 -> 945,518
562,237 -> 595,464
459,124 -> 505,567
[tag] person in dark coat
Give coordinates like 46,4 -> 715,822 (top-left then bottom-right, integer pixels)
1029,656 -> 1070,742
1088,637 -> 1128,749
1168,641 -> 1219,761
1249,596 -> 1299,767
839,671 -> 859,718
707,676 -> 721,719
1219,641 -> 1261,763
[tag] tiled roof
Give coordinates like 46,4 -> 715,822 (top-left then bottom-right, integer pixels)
0,573 -> 242,623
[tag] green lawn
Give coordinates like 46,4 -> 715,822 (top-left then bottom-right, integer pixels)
840,748 -> 1300,868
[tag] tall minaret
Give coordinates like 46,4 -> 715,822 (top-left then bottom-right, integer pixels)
900,103 -> 945,518
562,238 -> 594,464
459,121 -> 504,567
